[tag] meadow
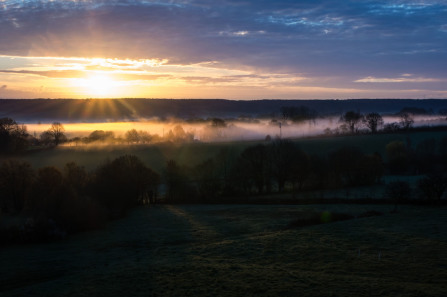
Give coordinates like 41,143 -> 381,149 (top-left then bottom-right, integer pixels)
1,204 -> 446,296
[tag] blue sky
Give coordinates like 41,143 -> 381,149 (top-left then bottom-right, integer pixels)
0,0 -> 446,99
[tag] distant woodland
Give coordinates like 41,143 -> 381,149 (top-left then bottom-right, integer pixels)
2,98 -> 447,122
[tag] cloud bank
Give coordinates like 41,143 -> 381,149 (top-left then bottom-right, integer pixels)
0,0 -> 446,98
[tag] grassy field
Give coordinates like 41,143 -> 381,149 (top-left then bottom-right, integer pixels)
4,130 -> 447,174
1,204 -> 447,296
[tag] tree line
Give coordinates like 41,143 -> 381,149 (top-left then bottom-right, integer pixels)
163,139 -> 384,203
164,136 -> 447,204
2,134 -> 447,244
333,110 -> 415,135
0,155 -> 159,243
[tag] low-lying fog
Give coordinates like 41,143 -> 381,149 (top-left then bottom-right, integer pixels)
25,115 -> 447,143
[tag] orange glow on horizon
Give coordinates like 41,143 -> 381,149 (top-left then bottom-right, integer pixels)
73,74 -> 118,98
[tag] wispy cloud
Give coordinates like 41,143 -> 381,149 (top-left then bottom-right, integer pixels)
355,75 -> 442,83
0,69 -> 171,81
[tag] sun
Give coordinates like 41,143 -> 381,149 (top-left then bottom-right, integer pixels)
81,74 -> 117,97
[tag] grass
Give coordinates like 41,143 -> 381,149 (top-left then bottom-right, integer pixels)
1,204 -> 447,296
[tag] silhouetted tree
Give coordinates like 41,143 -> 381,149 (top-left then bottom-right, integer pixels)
64,162 -> 89,195
26,164 -> 106,235
138,130 -> 152,143
88,130 -> 115,143
164,159 -> 194,202
418,172 -> 447,201
307,155 -> 330,189
93,155 -> 159,215
414,138 -> 438,173
211,118 -> 227,128
363,112 -> 384,134
399,112 -> 414,130
270,139 -> 297,192
386,141 -> 411,174
171,125 -> 194,142
0,160 -> 34,213
340,111 -> 363,134
42,122 -> 66,146
330,147 -> 383,186
0,117 -> 29,153
215,148 -> 237,195
290,148 -> 311,193
125,129 -> 140,143
239,144 -> 268,194
193,159 -> 221,201
202,118 -> 227,141
39,131 -> 54,146
30,166 -> 65,218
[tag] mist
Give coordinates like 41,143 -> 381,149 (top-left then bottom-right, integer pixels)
24,114 -> 447,145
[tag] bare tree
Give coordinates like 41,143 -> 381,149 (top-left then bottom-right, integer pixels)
399,112 -> 414,130
45,122 -> 66,145
340,111 -> 363,134
363,112 -> 384,134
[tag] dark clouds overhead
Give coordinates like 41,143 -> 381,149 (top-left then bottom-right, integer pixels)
0,0 -> 446,97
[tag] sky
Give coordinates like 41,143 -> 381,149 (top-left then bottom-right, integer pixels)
0,0 -> 446,99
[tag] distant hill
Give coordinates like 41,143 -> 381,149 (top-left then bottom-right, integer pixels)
1,98 -> 447,122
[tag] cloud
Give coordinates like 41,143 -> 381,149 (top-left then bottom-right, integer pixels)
0,0 -> 446,98
0,85 -> 6,90
0,69 -> 170,81
355,76 -> 442,83
0,69 -> 88,78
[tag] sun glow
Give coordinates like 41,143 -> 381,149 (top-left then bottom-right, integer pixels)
78,74 -> 118,97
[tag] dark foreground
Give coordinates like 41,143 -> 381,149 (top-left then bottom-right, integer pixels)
1,204 -> 447,297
